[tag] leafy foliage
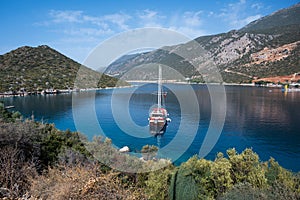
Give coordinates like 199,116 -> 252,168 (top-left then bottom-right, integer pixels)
0,102 -> 21,122
40,126 -> 91,167
227,148 -> 267,188
141,144 -> 159,161
166,148 -> 299,200
171,156 -> 213,199
85,136 -> 144,173
211,153 -> 233,195
145,165 -> 174,200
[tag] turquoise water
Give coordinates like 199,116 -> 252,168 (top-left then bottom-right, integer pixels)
2,84 -> 300,172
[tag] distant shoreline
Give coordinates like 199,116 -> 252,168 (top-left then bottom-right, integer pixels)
0,85 -> 133,98
128,80 -> 271,87
2,81 -> 299,98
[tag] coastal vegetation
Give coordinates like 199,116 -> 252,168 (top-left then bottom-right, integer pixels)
0,105 -> 299,199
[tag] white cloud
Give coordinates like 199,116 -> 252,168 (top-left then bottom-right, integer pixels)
82,15 -> 108,28
168,11 -> 206,38
102,13 -> 131,30
44,9 -> 209,39
216,0 -> 263,29
42,10 -> 133,62
138,9 -> 159,20
49,10 -> 83,23
62,28 -> 114,36
137,9 -> 165,27
251,3 -> 263,10
183,11 -> 202,27
47,10 -> 131,32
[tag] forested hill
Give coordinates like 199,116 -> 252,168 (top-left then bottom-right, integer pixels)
0,45 -> 128,93
105,3 -> 300,83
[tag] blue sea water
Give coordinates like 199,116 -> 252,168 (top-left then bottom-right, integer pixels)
2,84 -> 300,172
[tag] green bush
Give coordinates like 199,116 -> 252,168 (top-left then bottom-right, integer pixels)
218,182 -> 269,200
227,148 -> 267,188
0,102 -> 22,122
211,153 -> 233,195
265,157 -> 297,191
40,127 -> 91,167
146,166 -> 174,200
141,145 -> 158,161
169,156 -> 214,199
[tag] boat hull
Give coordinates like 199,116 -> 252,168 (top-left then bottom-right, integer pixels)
149,120 -> 167,136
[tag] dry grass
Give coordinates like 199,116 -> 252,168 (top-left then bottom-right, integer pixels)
29,163 -> 148,200
0,146 -> 37,199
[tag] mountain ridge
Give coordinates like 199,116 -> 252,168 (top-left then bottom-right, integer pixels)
105,3 -> 300,83
240,3 -> 300,34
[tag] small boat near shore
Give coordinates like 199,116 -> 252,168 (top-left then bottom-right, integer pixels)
4,105 -> 15,109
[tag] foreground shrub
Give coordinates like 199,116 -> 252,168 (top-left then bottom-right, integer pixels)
211,153 -> 233,195
169,156 -> 213,200
227,148 -> 267,188
145,164 -> 174,200
167,148 -> 299,200
218,181 -> 300,200
218,182 -> 269,200
40,126 -> 91,167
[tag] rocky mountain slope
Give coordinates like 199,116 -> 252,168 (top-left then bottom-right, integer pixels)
105,3 -> 300,83
0,45 -> 127,93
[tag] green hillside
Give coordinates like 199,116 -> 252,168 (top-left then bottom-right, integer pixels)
0,45 -> 128,93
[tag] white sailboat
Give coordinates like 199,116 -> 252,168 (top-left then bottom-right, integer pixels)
148,65 -> 171,136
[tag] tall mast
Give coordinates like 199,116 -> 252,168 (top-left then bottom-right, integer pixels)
158,65 -> 162,109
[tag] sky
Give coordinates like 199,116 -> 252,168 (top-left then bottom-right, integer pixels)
0,0 -> 299,63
